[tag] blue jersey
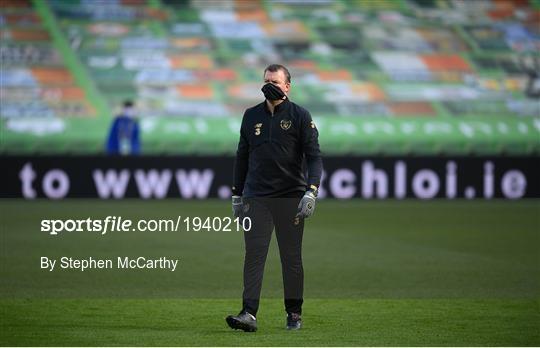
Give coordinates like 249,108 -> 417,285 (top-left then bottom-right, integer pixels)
106,115 -> 140,155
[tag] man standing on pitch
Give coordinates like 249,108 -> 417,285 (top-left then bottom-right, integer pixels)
226,64 -> 322,332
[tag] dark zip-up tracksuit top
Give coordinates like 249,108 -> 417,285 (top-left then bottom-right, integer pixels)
233,99 -> 323,198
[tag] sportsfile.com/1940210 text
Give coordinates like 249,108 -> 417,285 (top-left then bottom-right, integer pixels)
40,216 -> 252,236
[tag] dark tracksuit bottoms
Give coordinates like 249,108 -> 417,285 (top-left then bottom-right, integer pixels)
241,194 -> 304,316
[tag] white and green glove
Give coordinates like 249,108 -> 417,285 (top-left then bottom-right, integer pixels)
232,195 -> 243,218
296,189 -> 317,219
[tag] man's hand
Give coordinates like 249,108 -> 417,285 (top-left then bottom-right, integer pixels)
296,191 -> 317,219
232,195 -> 243,218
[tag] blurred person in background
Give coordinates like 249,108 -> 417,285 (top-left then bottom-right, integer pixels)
522,56 -> 540,98
226,64 -> 322,332
106,100 -> 140,155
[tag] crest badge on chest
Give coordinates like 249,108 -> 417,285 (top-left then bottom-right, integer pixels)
280,119 -> 292,131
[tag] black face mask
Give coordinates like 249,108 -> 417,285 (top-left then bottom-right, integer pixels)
261,83 -> 287,101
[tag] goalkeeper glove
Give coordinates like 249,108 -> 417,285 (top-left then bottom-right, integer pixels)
296,187 -> 318,219
232,195 -> 243,218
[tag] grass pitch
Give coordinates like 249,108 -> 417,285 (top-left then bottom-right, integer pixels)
1,199 -> 539,346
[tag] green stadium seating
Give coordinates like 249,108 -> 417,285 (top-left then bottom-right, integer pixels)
1,0 -> 539,155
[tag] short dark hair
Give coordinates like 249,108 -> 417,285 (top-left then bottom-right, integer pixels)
264,64 -> 291,83
123,100 -> 134,108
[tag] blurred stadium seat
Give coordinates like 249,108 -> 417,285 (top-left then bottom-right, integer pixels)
1,0 -> 539,155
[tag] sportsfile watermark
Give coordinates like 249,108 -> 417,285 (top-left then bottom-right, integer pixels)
41,216 -> 252,236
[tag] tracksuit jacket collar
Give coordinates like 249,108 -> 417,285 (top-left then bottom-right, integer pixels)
263,98 -> 290,115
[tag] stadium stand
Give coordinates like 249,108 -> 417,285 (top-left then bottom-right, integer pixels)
1,0 -> 539,154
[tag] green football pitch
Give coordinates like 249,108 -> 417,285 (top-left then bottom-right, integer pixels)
1,199 -> 539,346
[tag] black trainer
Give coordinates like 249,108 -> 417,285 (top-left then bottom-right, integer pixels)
286,313 -> 302,330
226,312 -> 257,332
